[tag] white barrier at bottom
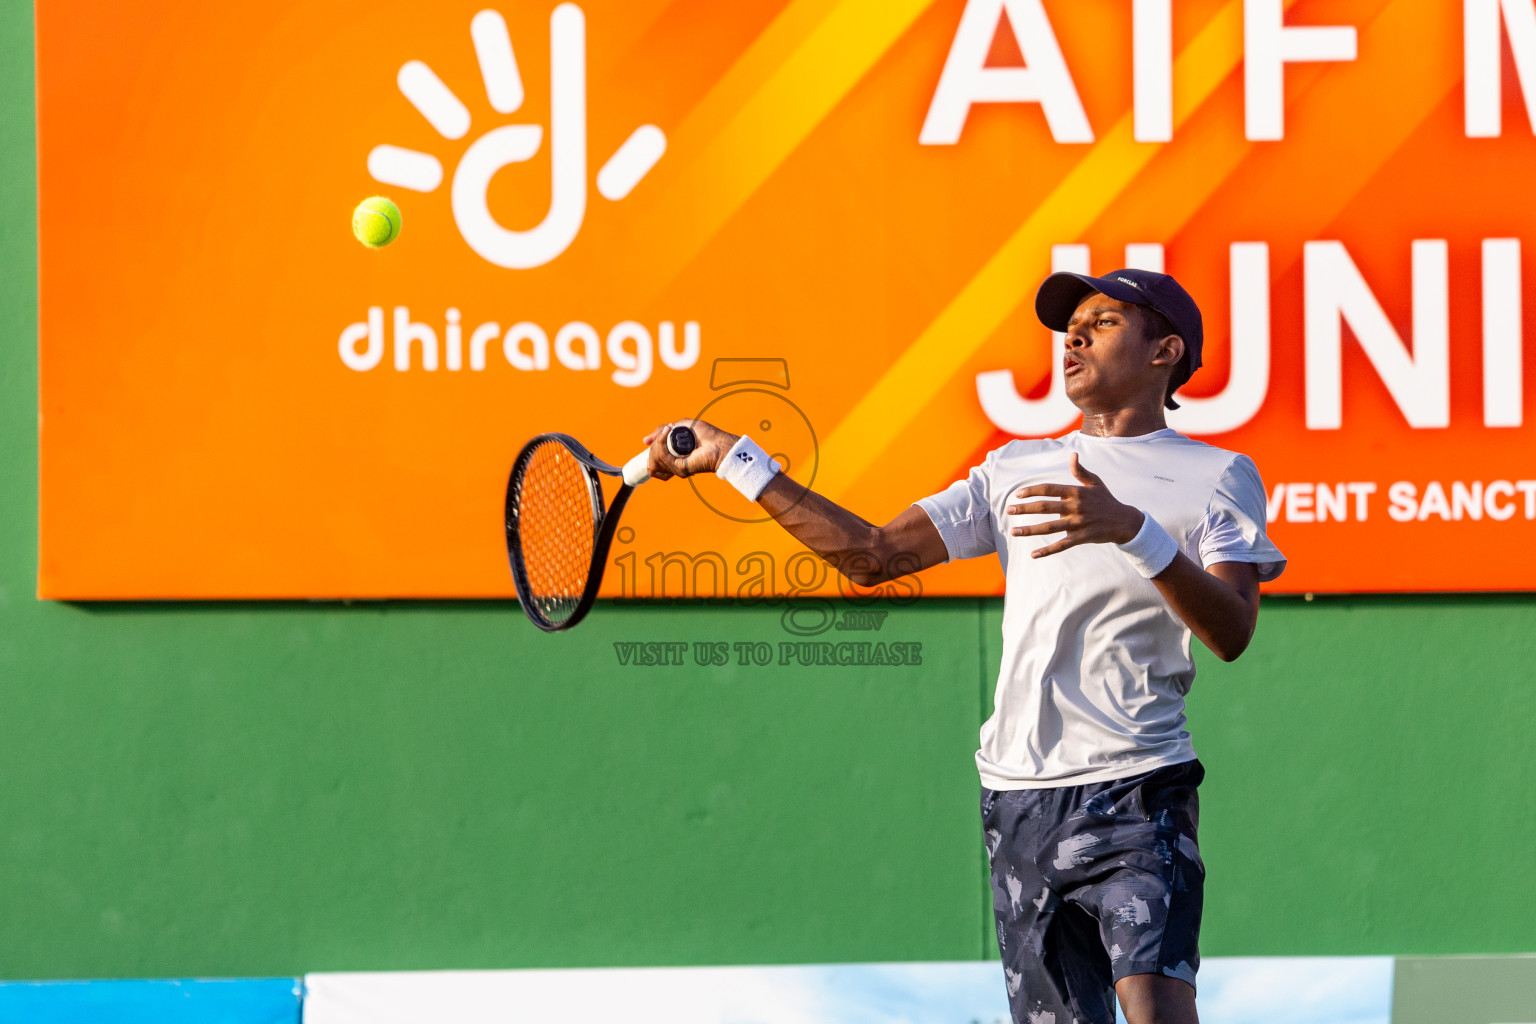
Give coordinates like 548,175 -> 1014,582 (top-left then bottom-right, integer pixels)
303,957 -> 1395,1024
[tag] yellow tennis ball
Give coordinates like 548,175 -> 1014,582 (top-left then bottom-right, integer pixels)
352,196 -> 401,248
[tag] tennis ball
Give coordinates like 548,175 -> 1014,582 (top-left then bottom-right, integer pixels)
352,196 -> 401,248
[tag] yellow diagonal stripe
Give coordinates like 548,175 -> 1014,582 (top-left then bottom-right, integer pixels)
813,0 -> 1250,501
629,0 -> 936,297
661,0 -> 845,157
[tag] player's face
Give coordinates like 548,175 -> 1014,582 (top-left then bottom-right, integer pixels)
1061,293 -> 1176,411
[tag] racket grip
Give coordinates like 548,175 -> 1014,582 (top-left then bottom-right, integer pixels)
622,450 -> 652,487
623,425 -> 699,487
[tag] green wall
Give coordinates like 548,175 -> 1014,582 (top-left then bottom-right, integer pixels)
3,0 -> 1533,982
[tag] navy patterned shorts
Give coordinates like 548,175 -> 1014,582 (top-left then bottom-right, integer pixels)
982,758 -> 1205,1024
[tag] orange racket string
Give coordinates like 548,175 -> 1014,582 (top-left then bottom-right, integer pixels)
515,441 -> 597,625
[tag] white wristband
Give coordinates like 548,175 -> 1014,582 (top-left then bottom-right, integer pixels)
1117,511 -> 1180,578
716,435 -> 781,502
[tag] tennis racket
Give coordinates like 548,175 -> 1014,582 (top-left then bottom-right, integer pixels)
505,424 -> 698,632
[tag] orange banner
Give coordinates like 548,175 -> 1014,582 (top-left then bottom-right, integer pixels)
37,0 -> 1536,598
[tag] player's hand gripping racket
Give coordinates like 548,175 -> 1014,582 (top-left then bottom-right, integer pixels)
505,425 -> 698,631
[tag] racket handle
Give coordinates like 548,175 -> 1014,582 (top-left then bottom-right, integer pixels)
622,450 -> 651,487
622,425 -> 699,487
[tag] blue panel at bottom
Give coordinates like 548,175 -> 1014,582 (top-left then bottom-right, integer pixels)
0,978 -> 301,1024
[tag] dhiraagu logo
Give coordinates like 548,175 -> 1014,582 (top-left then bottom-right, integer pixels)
339,3 -> 699,384
366,4 -> 666,269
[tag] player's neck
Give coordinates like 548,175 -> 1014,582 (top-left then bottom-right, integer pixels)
1077,403 -> 1168,439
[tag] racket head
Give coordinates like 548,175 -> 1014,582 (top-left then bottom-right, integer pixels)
505,434 -> 607,631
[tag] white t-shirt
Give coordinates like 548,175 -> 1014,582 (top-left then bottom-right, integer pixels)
915,428 -> 1285,790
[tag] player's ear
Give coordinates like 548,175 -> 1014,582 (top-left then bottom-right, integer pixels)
1151,334 -> 1185,368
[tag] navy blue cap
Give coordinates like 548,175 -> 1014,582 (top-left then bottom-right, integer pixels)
1034,268 -> 1204,376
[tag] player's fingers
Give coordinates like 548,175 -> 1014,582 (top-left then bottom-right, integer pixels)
1006,499 -> 1065,516
646,426 -> 690,480
1014,484 -> 1077,499
660,418 -> 726,476
650,444 -> 680,480
1009,517 -> 1075,537
1030,534 -> 1083,558
1069,453 -> 1103,486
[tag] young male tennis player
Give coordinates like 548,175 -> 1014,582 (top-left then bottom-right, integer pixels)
642,269 -> 1284,1024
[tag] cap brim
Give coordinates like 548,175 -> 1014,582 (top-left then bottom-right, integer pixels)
1034,273 -> 1149,332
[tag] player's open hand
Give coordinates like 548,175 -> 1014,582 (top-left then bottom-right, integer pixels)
641,418 -> 740,481
1006,453 -> 1145,558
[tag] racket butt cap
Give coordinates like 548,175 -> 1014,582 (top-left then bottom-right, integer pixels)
666,425 -> 698,459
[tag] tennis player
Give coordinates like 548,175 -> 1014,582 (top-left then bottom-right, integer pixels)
642,268 -> 1284,1024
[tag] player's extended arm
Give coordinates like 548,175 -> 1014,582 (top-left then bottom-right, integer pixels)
1008,453 -> 1261,662
641,419 -> 948,586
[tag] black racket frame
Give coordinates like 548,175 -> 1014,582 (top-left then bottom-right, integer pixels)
505,433 -> 635,633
